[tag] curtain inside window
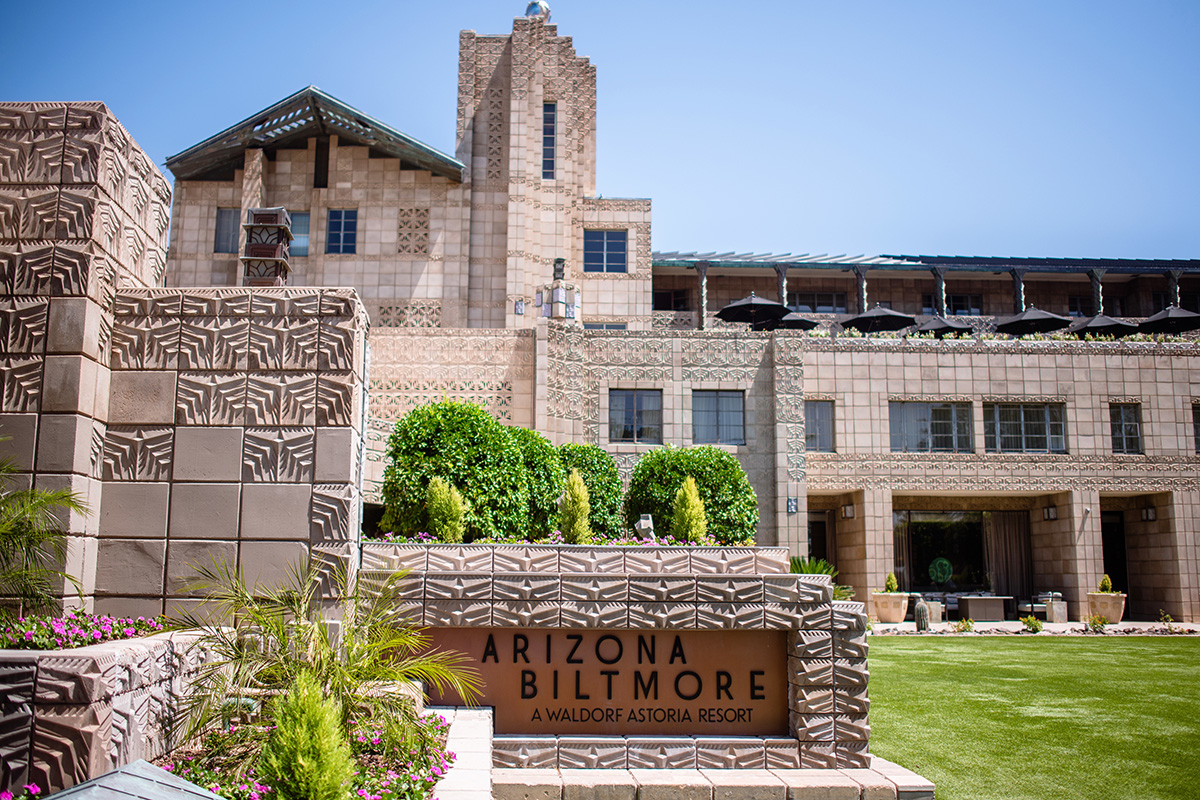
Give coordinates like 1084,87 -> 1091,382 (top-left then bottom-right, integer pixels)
983,510 -> 1032,600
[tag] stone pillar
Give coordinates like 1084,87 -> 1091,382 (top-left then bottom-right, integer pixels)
1009,268 -> 1028,314
771,336 -> 805,554
836,488 -> 893,616
853,266 -> 869,313
1088,269 -> 1106,316
236,148 -> 266,284
1168,269 -> 1183,307
1030,490 -> 1102,621
696,262 -> 709,330
775,263 -> 789,307
930,267 -> 948,316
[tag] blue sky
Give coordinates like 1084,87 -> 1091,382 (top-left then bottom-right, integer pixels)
4,1 -> 1198,259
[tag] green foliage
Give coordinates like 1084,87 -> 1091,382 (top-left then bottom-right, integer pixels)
884,572 -> 900,593
1087,614 -> 1109,633
559,468 -> 591,545
174,558 -> 481,775
0,445 -> 89,619
1098,573 -> 1115,593
953,617 -> 975,633
507,426 -> 566,537
789,557 -> 855,600
259,671 -> 353,800
381,401 -> 530,541
558,443 -> 623,539
623,446 -> 757,544
1020,615 -> 1044,633
669,476 -> 708,543
425,476 -> 467,543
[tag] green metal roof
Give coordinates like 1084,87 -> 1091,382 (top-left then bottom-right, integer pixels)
165,86 -> 464,182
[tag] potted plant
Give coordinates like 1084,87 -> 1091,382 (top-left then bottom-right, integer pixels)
1087,574 -> 1126,624
871,572 -> 910,624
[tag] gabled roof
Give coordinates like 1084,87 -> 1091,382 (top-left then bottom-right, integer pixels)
48,759 -> 222,800
166,86 -> 464,182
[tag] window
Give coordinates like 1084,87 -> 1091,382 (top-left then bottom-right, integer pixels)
1068,295 -> 1093,317
583,323 -> 626,330
584,230 -> 627,273
889,402 -> 973,453
788,292 -> 846,313
653,289 -> 689,311
213,208 -> 239,254
290,212 -> 310,257
805,400 -> 834,452
921,293 -> 982,316
983,403 -> 1066,453
609,389 -> 661,444
542,102 -> 556,179
325,209 -> 357,254
693,390 -> 744,445
1152,292 -> 1200,313
1110,404 -> 1142,454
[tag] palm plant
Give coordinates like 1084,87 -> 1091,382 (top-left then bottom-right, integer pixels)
0,448 -> 88,619
172,558 -> 481,773
790,556 -> 855,601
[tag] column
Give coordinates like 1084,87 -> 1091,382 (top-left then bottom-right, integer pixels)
236,148 -> 266,287
775,263 -> 789,307
697,261 -> 709,330
853,265 -> 869,313
1009,268 -> 1028,314
931,266 -> 949,316
1168,270 -> 1183,308
1088,269 -> 1106,316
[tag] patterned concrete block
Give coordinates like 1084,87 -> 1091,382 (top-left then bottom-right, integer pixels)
627,603 -> 696,629
754,548 -> 791,575
175,371 -> 247,426
832,602 -> 868,631
789,660 -> 833,688
787,686 -> 834,715
695,738 -> 767,769
834,743 -> 871,771
689,547 -> 757,574
492,601 -> 559,628
425,572 -> 492,601
700,768 -> 786,800
557,737 -> 628,769
625,738 -> 697,769
424,600 -> 492,627
241,427 -> 314,483
831,631 -> 868,660
560,574 -> 628,603
833,687 -> 869,716
558,547 -> 624,574
492,736 -> 558,768
493,545 -> 558,573
790,714 -> 836,742
360,543 -> 427,572
622,548 -> 689,574
560,602 -> 628,628
30,701 -> 113,792
426,545 -> 493,573
696,603 -> 764,629
695,575 -> 763,604
786,631 -> 833,660
102,428 -> 173,482
628,574 -> 694,603
0,657 -> 37,788
762,739 -> 803,770
835,715 -> 870,742
764,575 -> 833,605
493,573 -> 559,602
832,660 -> 869,690
764,605 -> 817,630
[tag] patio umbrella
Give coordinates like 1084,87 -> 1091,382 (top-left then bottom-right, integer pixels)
1068,314 -> 1138,339
1137,305 -> 1200,335
916,316 -> 974,338
841,304 -> 916,334
715,293 -> 791,327
752,312 -> 819,332
994,306 -> 1071,336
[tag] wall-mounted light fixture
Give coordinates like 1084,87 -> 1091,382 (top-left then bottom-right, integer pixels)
1141,507 -> 1157,522
841,504 -> 855,519
514,299 -> 525,315
1042,505 -> 1058,521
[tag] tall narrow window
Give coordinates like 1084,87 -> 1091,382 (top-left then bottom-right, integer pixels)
693,390 -> 745,445
325,209 -> 357,254
1193,404 -> 1200,454
542,102 -> 556,179
889,402 -> 973,453
983,403 -> 1067,453
1109,404 -> 1142,454
609,389 -> 662,444
290,212 -> 310,257
213,208 -> 239,254
805,400 -> 835,452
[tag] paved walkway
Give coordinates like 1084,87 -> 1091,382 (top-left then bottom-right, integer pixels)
431,707 -> 934,800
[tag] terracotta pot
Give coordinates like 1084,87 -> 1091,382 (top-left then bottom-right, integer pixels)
1087,592 -> 1126,623
872,592 -> 909,624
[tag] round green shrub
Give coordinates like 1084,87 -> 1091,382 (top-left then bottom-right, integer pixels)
507,426 -> 566,538
558,443 -> 624,539
381,401 -> 529,541
623,446 -> 758,544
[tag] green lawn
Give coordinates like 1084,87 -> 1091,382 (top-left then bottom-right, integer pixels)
867,636 -> 1200,800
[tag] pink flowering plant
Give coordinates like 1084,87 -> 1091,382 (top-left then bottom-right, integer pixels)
0,612 -> 164,650
348,714 -> 456,800
0,784 -> 44,799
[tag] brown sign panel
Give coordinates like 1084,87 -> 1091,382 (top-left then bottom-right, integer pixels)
426,628 -> 788,736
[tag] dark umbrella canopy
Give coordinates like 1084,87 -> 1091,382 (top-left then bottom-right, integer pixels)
841,304 -> 917,333
994,306 -> 1071,336
752,312 -> 820,332
1068,314 -> 1138,339
1137,305 -> 1200,334
916,316 -> 974,338
715,293 -> 791,326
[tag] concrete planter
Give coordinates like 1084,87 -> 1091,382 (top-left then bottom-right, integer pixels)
871,592 -> 909,623
1087,592 -> 1127,623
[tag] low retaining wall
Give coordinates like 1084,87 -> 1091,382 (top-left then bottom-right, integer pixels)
0,631 -> 209,793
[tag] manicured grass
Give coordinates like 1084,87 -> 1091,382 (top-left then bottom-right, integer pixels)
868,636 -> 1200,800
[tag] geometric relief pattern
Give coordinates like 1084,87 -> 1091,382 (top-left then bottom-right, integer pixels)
317,319 -> 356,372
245,372 -> 316,426
0,297 -> 47,354
178,317 -> 248,370
242,427 -> 314,482
175,372 -> 246,426
373,301 -> 442,328
311,484 -> 354,543
108,318 -> 178,369
248,318 -> 317,370
396,208 -> 430,256
101,426 -> 173,481
0,356 -> 42,412
316,372 -> 357,427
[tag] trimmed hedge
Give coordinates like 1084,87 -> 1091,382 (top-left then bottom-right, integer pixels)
507,426 -> 566,538
380,400 -> 530,541
558,443 -> 624,540
624,446 -> 757,544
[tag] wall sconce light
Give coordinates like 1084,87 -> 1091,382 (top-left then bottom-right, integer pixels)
786,497 -> 799,514
514,299 -> 525,315
1141,507 -> 1157,522
1042,506 -> 1058,521
841,504 -> 855,520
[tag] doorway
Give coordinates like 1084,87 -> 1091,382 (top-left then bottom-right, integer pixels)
1101,510 -> 1129,593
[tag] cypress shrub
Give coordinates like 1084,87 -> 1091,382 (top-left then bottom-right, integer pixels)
381,400 -> 529,540
558,443 -> 623,539
258,671 -> 353,800
560,468 -> 592,544
624,446 -> 757,544
507,426 -> 567,538
670,476 -> 707,543
425,476 -> 467,543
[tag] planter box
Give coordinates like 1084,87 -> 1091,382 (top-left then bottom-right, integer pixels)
871,592 -> 909,624
1087,592 -> 1127,623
